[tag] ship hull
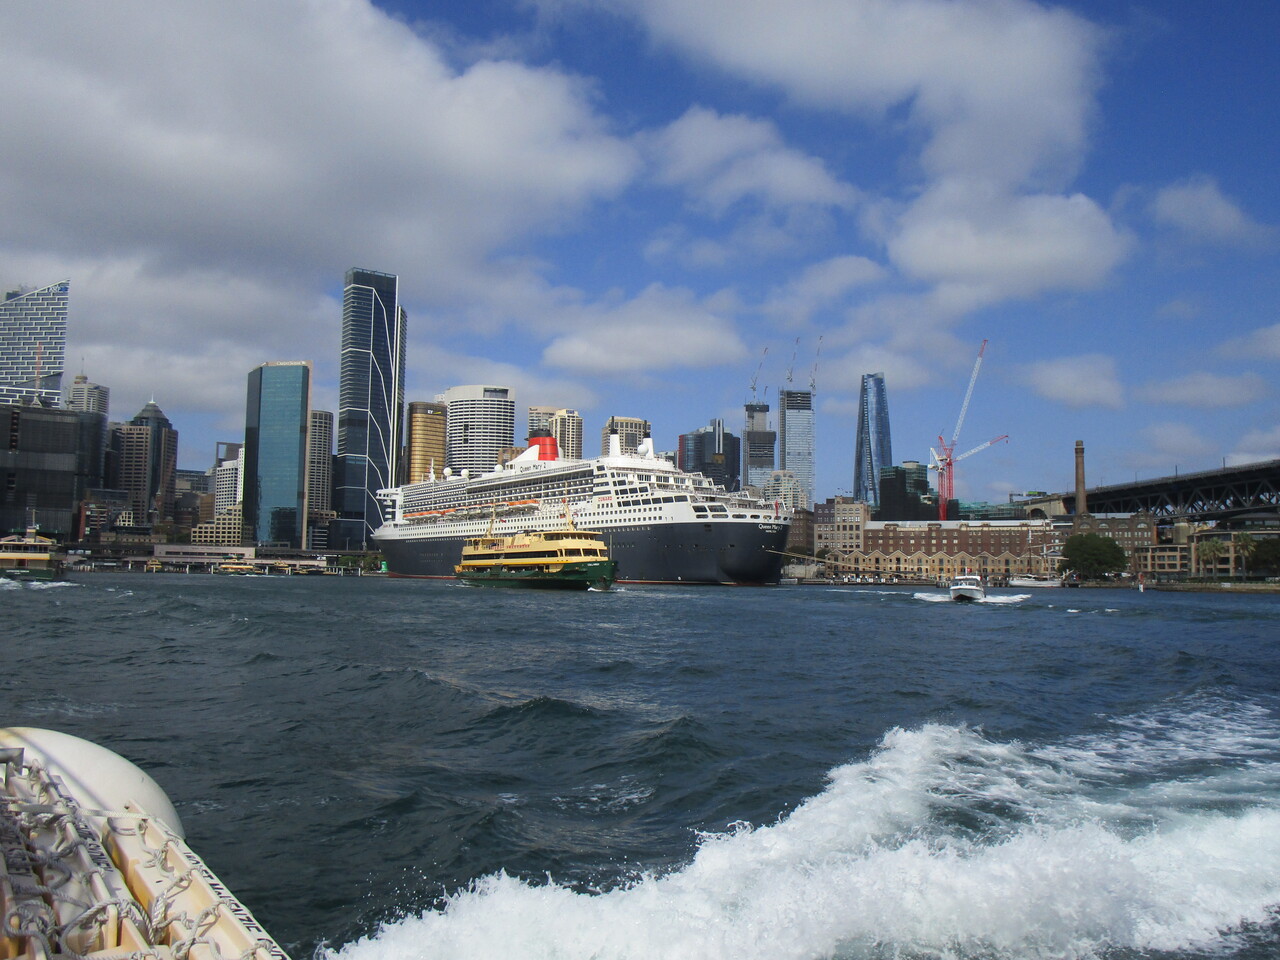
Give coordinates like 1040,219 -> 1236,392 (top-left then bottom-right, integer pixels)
378,520 -> 789,585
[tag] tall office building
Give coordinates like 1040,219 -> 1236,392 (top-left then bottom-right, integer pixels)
742,401 -> 776,489
0,402 -> 104,537
778,389 -> 814,508
530,406 -> 583,460
66,374 -> 109,416
0,280 -> 68,407
677,418 -> 741,490
852,372 -> 892,508
405,401 -> 447,482
334,268 -> 406,548
213,443 -> 244,517
444,385 -> 515,474
109,401 -> 179,526
602,417 -> 650,455
243,362 -> 310,547
308,410 -> 334,514
66,374 -> 110,480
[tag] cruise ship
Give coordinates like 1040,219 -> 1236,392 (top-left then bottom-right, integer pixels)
373,431 -> 791,585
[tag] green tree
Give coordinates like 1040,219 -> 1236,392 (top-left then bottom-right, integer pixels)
1197,537 -> 1227,577
1234,533 -> 1256,578
1057,533 -> 1128,579
1251,538 -> 1280,576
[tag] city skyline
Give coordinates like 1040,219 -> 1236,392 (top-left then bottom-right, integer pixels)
3,2 -> 1278,503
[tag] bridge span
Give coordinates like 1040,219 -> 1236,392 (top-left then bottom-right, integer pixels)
1020,458 -> 1280,522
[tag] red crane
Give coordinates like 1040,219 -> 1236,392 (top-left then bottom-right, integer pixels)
930,339 -> 1008,520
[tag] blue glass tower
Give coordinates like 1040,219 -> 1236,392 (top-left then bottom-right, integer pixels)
244,362 -> 310,547
853,372 -> 892,508
334,269 -> 406,549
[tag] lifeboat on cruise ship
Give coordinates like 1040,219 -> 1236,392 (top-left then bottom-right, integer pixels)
0,727 -> 290,960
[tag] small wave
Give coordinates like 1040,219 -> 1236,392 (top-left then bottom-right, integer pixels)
327,701 -> 1280,960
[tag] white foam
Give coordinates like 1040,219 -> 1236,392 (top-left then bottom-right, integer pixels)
327,713 -> 1280,960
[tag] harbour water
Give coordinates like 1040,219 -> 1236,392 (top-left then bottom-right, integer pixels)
4,573 -> 1280,959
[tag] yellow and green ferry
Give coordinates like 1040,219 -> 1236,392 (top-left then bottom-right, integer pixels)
455,516 -> 616,590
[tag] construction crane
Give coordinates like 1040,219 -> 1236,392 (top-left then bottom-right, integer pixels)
809,336 -> 823,392
747,350 -> 762,401
929,339 -> 1008,521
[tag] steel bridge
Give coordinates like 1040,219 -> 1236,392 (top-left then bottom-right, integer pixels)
1022,459 -> 1280,521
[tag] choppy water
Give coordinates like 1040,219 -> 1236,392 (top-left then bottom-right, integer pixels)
3,574 -> 1280,959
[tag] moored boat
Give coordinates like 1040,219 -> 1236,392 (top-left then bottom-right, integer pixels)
949,574 -> 985,602
0,526 -> 64,581
1007,574 -> 1063,588
455,514 -> 617,590
374,428 -> 790,585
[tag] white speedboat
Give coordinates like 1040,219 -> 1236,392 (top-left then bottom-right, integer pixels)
1007,575 -> 1062,588
949,574 -> 985,602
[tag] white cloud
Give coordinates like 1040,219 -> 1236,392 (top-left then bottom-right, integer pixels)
564,0 -> 1128,309
0,0 -> 646,447
648,107 -> 858,214
821,343 -> 933,398
542,284 -> 748,373
1019,354 -> 1123,409
1126,422 -> 1215,471
1136,372 -> 1268,409
1151,176 -> 1272,245
1227,426 -> 1280,467
888,180 -> 1131,311
1219,322 -> 1280,360
762,255 -> 885,325
0,0 -> 637,304
588,0 -> 1102,189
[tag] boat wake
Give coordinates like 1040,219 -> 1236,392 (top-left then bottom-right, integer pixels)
326,695 -> 1280,960
0,578 -> 77,590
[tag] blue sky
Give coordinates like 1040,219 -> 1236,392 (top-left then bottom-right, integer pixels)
2,0 -> 1277,502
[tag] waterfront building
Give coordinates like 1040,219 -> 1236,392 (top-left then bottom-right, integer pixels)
814,497 -> 872,560
852,373 -> 891,508
0,402 -> 104,537
244,362 -> 310,548
109,401 -> 179,527
778,389 -> 814,508
190,502 -> 247,547
405,401 -> 447,482
813,517 -> 1064,581
530,406 -> 583,460
0,280 -> 68,407
334,268 -> 406,549
677,418 -> 741,491
601,417 -> 651,455
742,402 -> 776,490
443,385 -> 515,475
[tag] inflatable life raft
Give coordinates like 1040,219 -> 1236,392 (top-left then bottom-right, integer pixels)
0,728 -> 290,960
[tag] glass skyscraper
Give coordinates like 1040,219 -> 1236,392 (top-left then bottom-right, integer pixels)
244,362 -> 310,548
0,280 -> 68,407
778,389 -> 814,508
334,268 -> 406,548
853,372 -> 892,508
